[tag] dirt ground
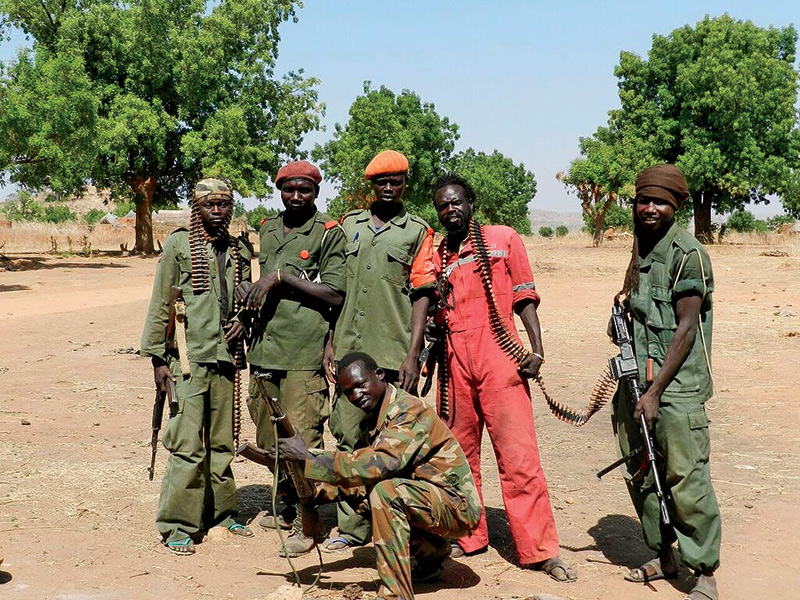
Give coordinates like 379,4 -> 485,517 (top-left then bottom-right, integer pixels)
1,235 -> 799,600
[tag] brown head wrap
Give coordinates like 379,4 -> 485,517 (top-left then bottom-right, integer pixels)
635,164 -> 689,209
189,178 -> 234,294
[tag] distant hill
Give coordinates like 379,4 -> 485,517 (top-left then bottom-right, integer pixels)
529,208 -> 584,233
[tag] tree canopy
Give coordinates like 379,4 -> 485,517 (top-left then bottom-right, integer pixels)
313,83 -> 536,232
449,149 -> 535,235
312,82 -> 459,225
607,15 -> 800,241
0,0 -> 322,252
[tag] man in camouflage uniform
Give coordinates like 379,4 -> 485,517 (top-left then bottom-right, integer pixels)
235,160 -> 346,556
141,178 -> 254,555
324,150 -> 436,550
613,164 -> 721,600
273,352 -> 481,600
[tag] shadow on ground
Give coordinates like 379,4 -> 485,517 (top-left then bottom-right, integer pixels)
1,254 -> 132,271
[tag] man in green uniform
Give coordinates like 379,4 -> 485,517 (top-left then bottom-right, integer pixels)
273,352 -> 482,600
141,178 -> 254,555
323,150 -> 436,551
613,164 -> 721,600
235,160 -> 346,556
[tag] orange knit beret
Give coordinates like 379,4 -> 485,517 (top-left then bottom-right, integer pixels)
364,150 -> 409,180
275,160 -> 322,189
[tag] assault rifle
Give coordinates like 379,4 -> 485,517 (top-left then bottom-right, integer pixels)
598,302 -> 671,526
236,374 -> 317,533
147,285 -> 183,481
148,378 -> 178,481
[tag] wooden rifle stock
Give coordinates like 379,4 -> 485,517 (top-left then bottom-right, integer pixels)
148,378 -> 177,481
237,374 -> 316,505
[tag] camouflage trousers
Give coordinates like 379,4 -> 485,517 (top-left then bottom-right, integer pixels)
370,478 -> 478,600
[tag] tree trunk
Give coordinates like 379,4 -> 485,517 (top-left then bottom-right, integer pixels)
129,176 -> 157,254
693,190 -> 713,244
592,213 -> 605,247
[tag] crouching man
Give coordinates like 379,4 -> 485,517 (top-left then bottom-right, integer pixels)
272,351 -> 481,600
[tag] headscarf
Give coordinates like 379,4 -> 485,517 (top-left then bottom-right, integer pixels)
190,178 -> 234,295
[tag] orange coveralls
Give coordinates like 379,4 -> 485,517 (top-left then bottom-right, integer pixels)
433,225 -> 560,565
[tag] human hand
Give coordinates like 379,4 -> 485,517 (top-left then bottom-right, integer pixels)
634,388 -> 660,429
245,272 -> 280,310
517,353 -> 543,379
224,321 -> 244,345
397,354 -> 420,395
235,281 -> 254,304
154,364 -> 175,392
266,431 -> 311,463
323,339 -> 337,385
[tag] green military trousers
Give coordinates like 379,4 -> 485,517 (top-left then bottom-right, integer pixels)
247,368 -> 329,452
329,370 -> 398,545
157,361 -> 239,544
612,387 -> 721,573
370,478 -> 478,600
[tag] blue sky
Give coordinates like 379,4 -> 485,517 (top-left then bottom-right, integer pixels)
1,1 -> 797,215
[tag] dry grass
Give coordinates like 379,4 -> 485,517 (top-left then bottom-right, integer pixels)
0,218 -> 250,255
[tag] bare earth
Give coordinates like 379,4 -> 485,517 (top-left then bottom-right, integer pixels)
1,237 -> 799,600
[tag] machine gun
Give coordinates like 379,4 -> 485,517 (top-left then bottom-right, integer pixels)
598,301 -> 671,526
148,378 -> 178,481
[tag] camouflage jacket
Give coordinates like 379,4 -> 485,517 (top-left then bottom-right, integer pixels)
304,386 -> 481,516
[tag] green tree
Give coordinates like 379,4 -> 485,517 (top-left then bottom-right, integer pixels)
0,0 -> 322,253
555,225 -> 569,237
538,226 -> 553,238
609,15 -> 800,242
83,207 -> 104,226
449,149 -> 535,235
557,128 -> 642,246
313,83 -> 459,223
247,204 -> 279,230
42,204 -> 76,223
726,209 -> 757,233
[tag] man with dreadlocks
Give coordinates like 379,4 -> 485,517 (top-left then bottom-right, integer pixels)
613,164 -> 720,600
141,178 -> 254,555
235,160 -> 346,556
429,173 -> 576,582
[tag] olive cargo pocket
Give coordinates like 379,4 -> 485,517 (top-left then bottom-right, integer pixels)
688,409 -> 711,461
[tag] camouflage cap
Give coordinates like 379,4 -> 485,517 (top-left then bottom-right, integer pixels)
194,178 -> 233,202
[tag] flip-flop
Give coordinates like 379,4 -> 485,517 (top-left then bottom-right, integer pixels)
321,536 -> 359,553
625,557 -> 678,583
227,523 -> 254,537
535,557 -> 577,583
166,537 -> 195,556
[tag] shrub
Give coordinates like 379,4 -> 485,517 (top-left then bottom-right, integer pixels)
2,191 -> 45,221
555,225 -> 569,237
726,209 -> 757,233
582,201 -> 633,235
538,226 -> 554,238
42,204 -> 78,223
766,213 -> 795,231
83,208 -> 105,226
248,205 -> 279,230
114,200 -> 136,217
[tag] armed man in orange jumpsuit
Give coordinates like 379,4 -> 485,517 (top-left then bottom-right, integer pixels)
430,173 -> 576,583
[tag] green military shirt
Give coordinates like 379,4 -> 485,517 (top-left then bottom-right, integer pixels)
628,222 -> 714,402
141,229 -> 253,364
247,210 -> 346,371
306,385 -> 481,518
334,207 -> 436,370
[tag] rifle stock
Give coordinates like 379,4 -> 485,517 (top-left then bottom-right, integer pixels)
237,375 -> 317,506
600,302 -> 671,526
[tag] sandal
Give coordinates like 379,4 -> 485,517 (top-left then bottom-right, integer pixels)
227,523 -> 254,537
534,557 -> 577,583
625,557 -> 678,583
321,536 -> 361,553
166,537 -> 196,556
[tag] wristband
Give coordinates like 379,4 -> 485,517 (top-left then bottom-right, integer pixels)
532,352 -> 545,364
276,268 -> 281,284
